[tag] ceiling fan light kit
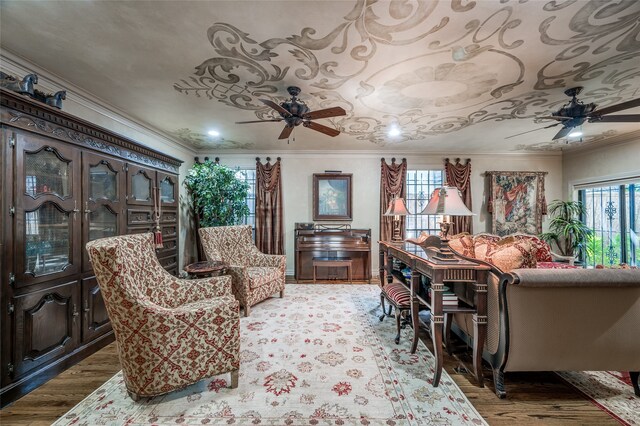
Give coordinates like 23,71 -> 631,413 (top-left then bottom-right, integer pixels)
236,86 -> 346,140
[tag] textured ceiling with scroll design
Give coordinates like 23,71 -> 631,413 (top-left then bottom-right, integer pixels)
1,0 -> 639,152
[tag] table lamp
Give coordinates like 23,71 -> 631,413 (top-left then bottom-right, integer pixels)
384,196 -> 411,243
421,186 -> 474,260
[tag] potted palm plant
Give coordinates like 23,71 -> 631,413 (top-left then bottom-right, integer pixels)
539,199 -> 593,261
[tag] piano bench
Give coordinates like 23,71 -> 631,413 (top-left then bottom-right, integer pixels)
312,257 -> 353,283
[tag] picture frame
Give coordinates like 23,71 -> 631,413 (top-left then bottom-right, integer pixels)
487,171 -> 547,236
313,173 -> 352,221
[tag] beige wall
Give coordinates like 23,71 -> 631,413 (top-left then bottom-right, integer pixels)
211,152 -> 563,276
562,137 -> 640,198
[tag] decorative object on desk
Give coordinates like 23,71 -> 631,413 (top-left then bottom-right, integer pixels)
486,171 -> 548,236
405,232 -> 442,250
445,158 -> 473,234
384,196 -> 411,243
256,157 -> 284,255
539,199 -> 592,261
295,222 -> 314,230
380,158 -> 407,242
421,186 -> 475,261
313,173 -> 352,221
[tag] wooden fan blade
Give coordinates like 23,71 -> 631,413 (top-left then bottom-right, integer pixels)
590,98 -> 640,117
259,99 -> 291,116
589,114 -> 640,123
303,106 -> 347,120
278,125 -> 294,140
538,115 -> 570,121
505,123 -> 559,139
235,119 -> 283,124
552,126 -> 572,140
303,121 -> 340,137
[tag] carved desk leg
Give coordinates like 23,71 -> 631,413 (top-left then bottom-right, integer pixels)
378,248 -> 386,287
410,269 -> 421,354
430,281 -> 445,387
473,281 -> 488,388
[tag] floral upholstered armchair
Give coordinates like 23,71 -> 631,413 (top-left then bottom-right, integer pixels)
199,225 -> 286,316
86,233 -> 240,401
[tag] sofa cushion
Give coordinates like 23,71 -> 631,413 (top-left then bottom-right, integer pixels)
512,234 -> 553,262
382,282 -> 411,307
448,233 -> 475,258
537,261 -> 580,269
484,237 -> 537,272
247,267 -> 281,289
473,234 -> 503,262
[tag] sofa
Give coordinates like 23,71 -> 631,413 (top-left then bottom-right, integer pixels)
445,232 -> 640,398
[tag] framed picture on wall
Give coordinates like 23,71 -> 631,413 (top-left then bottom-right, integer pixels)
487,171 -> 548,236
313,173 -> 352,221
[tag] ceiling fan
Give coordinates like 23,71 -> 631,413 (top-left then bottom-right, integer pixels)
236,86 -> 346,140
507,87 -> 640,140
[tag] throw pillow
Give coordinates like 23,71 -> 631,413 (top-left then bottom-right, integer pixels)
512,234 -> 553,262
448,233 -> 475,258
484,237 -> 537,272
473,233 -> 502,262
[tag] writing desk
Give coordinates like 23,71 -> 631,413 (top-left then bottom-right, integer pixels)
378,241 -> 490,387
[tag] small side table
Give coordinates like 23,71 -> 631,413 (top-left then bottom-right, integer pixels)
184,261 -> 228,279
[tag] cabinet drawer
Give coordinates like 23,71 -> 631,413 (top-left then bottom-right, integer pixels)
158,255 -> 177,271
156,238 -> 177,258
127,226 -> 153,235
127,208 -> 154,225
162,225 -> 177,238
160,210 -> 177,224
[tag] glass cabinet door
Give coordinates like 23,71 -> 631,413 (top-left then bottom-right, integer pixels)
157,172 -> 178,207
126,164 -> 155,206
82,152 -> 125,271
15,133 -> 81,287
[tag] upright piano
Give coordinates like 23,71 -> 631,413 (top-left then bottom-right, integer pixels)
295,226 -> 371,282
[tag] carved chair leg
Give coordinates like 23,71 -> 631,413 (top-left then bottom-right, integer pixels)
127,390 -> 141,402
230,370 -> 239,389
492,368 -> 506,398
280,289 -> 285,298
630,371 -> 639,397
394,307 -> 402,344
244,304 -> 251,317
379,293 -> 387,321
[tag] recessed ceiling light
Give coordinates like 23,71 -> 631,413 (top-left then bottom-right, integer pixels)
568,130 -> 582,137
207,130 -> 220,137
388,125 -> 401,137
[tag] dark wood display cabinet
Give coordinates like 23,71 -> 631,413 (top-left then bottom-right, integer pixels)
0,88 -> 183,406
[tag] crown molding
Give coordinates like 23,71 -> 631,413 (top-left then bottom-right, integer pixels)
0,49 -> 197,157
196,149 -> 563,159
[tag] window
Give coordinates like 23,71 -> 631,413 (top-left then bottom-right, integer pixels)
580,182 -> 639,267
235,168 -> 256,238
404,169 -> 444,239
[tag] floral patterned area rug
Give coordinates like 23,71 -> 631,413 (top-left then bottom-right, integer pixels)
557,371 -> 639,425
54,284 -> 486,425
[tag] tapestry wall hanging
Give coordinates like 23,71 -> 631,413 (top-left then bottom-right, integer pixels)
487,171 -> 547,236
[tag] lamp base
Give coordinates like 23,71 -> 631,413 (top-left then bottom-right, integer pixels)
431,239 -> 460,262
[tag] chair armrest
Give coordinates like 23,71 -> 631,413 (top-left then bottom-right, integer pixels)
249,252 -> 286,270
550,251 -> 576,265
146,275 -> 233,308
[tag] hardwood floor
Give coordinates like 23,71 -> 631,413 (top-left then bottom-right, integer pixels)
1,283 -> 620,425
